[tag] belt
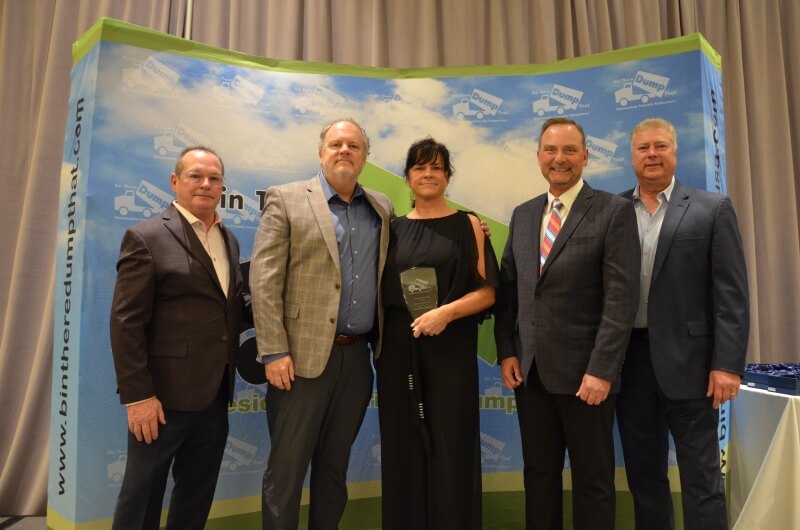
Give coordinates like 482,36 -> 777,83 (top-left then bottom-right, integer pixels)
631,328 -> 649,338
333,334 -> 366,346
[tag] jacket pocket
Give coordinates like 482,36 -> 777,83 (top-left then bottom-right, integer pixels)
674,236 -> 704,247
284,302 -> 300,319
687,320 -> 710,336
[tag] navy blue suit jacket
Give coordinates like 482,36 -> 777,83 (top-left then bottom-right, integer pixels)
621,179 -> 749,399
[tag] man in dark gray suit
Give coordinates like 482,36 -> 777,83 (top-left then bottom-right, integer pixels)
495,117 -> 640,530
109,146 -> 243,530
616,117 -> 749,530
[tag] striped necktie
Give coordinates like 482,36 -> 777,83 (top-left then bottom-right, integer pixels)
540,198 -> 562,273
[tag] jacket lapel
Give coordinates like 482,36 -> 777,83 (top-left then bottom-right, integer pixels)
306,175 -> 341,272
652,180 -> 690,283
540,183 -> 593,276
220,224 -> 240,302
163,204 -> 226,298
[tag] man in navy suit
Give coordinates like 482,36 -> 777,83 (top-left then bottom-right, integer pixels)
495,117 -> 640,530
109,146 -> 243,530
615,118 -> 749,530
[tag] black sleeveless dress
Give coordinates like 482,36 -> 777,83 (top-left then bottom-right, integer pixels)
376,211 -> 498,530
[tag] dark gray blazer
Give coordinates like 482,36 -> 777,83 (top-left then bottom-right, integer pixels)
495,182 -> 640,395
110,204 -> 243,411
621,179 -> 749,400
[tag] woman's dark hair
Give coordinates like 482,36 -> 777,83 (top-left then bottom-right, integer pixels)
403,137 -> 454,181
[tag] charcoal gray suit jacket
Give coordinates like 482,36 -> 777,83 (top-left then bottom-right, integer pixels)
495,182 -> 640,394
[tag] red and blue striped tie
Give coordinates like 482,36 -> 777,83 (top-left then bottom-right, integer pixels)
540,198 -> 562,273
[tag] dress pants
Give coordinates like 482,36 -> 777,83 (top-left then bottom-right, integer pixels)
616,330 -> 727,530
515,361 -> 616,530
111,380 -> 229,530
262,341 -> 373,530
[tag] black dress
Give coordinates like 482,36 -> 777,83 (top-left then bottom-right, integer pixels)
376,211 -> 498,530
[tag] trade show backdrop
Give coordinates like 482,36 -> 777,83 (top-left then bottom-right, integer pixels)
48,18 -> 729,530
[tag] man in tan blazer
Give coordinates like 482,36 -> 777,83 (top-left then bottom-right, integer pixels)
250,118 -> 393,530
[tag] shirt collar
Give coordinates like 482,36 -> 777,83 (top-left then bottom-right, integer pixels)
319,172 -> 364,204
633,176 -> 676,203
173,201 -> 221,229
548,179 -> 584,211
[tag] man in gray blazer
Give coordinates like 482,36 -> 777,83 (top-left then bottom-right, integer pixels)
109,146 -> 243,530
250,118 -> 393,530
495,118 -> 640,530
616,118 -> 749,530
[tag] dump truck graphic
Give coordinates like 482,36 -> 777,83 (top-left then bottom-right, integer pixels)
480,431 -> 506,463
586,136 -> 619,163
107,454 -> 127,482
295,85 -> 346,114
615,71 -> 669,106
154,123 -> 211,157
452,89 -> 503,119
114,180 -> 172,218
122,56 -> 180,93
222,437 -> 258,471
213,74 -> 266,107
532,84 -> 583,116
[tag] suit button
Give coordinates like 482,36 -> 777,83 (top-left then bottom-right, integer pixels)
329,318 -> 335,324
220,335 -> 227,342
335,284 -> 341,290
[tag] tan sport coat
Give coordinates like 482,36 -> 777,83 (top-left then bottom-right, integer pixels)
250,174 -> 393,378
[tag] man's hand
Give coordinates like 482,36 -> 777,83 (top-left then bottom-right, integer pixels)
576,374 -> 611,405
266,355 -> 295,390
479,220 -> 492,238
706,369 -> 742,409
127,397 -> 166,444
501,357 -> 524,390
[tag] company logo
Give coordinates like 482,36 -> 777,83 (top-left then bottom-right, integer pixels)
532,84 -> 584,116
614,70 -> 671,107
586,135 -> 618,163
153,123 -> 211,157
121,55 -> 181,95
221,436 -> 259,472
452,88 -> 503,120
212,74 -> 267,108
114,180 -> 172,219
480,431 -> 506,463
295,85 -> 347,115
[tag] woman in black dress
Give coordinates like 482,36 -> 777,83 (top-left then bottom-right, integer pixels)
377,137 -> 497,530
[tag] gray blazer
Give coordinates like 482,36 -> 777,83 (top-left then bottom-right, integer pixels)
250,175 -> 393,378
110,204 -> 243,410
621,179 -> 749,399
495,182 -> 640,394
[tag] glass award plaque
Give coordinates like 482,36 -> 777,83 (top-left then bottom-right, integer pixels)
399,267 -> 438,319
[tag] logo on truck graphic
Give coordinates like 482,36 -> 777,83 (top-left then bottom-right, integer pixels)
295,86 -> 346,115
452,89 -> 503,120
585,136 -> 619,164
532,84 -> 584,116
114,180 -> 172,219
154,123 -> 211,157
122,56 -> 181,94
480,431 -> 506,463
212,74 -> 268,108
615,71 -> 670,107
222,437 -> 258,471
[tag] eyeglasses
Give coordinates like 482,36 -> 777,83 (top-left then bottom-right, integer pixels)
182,172 -> 224,188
